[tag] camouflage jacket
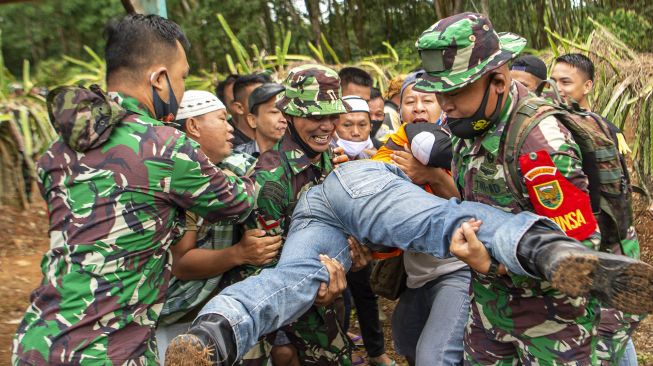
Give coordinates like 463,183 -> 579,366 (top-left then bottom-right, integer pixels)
160,152 -> 257,326
452,81 -> 597,291
220,129 -> 332,285
12,86 -> 254,366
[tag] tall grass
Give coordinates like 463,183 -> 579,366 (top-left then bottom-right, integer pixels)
542,19 -> 653,192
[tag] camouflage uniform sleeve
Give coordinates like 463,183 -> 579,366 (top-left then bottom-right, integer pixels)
520,115 -> 599,248
520,115 -> 588,192
168,134 -> 254,224
243,152 -> 288,237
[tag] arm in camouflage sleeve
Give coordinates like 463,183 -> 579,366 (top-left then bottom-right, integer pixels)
520,116 -> 588,193
520,115 -> 598,248
243,167 -> 288,237
168,134 -> 255,224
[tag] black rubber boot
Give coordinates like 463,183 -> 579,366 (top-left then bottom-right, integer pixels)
165,314 -> 237,366
517,224 -> 653,314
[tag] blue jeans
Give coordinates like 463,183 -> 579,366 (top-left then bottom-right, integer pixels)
619,339 -> 638,366
198,160 -> 557,358
392,269 -> 471,366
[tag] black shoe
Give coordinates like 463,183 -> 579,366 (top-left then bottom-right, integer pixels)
165,314 -> 237,366
517,224 -> 653,314
546,249 -> 653,314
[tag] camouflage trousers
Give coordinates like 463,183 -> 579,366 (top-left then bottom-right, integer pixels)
464,274 -> 600,366
237,304 -> 353,366
595,227 -> 643,365
596,308 -> 642,365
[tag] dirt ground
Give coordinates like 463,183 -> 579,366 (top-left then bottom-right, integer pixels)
1,195 -> 653,365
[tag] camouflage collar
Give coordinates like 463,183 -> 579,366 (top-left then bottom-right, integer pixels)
109,92 -> 161,125
276,131 -> 331,175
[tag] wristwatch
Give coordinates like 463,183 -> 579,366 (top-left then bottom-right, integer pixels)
485,257 -> 501,280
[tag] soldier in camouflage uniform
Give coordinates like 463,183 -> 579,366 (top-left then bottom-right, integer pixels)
230,64 -> 353,366
153,90 -> 278,363
412,12 -> 641,365
12,15 -> 255,366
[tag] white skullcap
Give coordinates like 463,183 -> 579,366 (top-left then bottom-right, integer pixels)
176,90 -> 226,120
342,95 -> 369,114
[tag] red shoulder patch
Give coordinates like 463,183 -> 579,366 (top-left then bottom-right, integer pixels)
519,150 -> 597,240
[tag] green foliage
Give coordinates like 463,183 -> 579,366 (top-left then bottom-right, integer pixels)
62,46 -> 106,88
594,9 -> 653,52
0,31 -> 55,207
544,19 -> 653,190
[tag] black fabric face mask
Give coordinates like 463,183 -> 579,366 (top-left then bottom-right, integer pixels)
152,73 -> 179,122
447,76 -> 504,139
288,118 -> 321,159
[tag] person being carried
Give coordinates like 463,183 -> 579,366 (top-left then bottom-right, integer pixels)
372,72 -> 469,366
155,90 -> 347,364
216,64 -> 356,366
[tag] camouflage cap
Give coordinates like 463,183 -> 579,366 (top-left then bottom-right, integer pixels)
414,12 -> 526,93
276,64 -> 348,117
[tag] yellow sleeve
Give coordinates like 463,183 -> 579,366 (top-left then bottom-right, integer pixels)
372,123 -> 408,163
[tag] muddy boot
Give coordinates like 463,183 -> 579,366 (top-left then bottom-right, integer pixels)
517,225 -> 653,314
165,313 -> 237,366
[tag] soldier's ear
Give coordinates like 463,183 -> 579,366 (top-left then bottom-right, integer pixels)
149,67 -> 168,93
491,72 -> 508,95
184,116 -> 201,139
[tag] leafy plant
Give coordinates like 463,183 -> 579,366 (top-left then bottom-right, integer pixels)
0,50 -> 55,207
214,14 -> 417,94
544,19 -> 653,192
62,46 -> 106,88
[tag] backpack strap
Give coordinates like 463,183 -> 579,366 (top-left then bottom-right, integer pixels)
502,96 -> 565,210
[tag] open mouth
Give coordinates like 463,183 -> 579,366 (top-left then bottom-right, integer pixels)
312,135 -> 330,145
412,117 -> 428,123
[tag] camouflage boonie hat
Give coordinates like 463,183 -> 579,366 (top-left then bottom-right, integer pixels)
276,64 -> 348,117
414,12 -> 526,93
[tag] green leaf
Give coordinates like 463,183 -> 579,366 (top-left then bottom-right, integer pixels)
382,42 -> 399,63
226,54 -> 237,74
320,33 -> 340,65
307,42 -> 325,64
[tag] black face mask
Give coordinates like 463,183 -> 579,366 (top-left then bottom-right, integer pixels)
447,76 -> 504,139
152,73 -> 179,122
288,118 -> 321,159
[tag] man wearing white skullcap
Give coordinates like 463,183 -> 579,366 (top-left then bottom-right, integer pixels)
172,90 -> 234,163
156,90 -> 284,363
335,95 -> 376,159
